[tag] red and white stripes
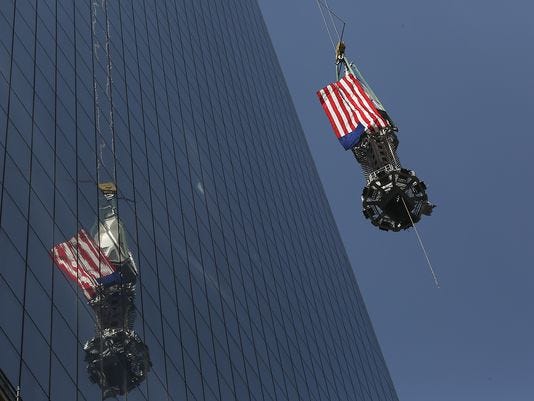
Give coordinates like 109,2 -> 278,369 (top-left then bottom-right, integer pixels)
51,229 -> 115,299
317,73 -> 388,139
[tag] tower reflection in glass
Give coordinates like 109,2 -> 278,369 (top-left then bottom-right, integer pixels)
51,183 -> 151,398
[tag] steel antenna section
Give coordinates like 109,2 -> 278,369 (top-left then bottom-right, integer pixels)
318,43 -> 435,231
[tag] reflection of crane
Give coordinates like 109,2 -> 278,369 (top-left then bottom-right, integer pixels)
317,42 -> 435,231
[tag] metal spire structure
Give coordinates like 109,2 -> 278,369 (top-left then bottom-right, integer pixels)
83,183 -> 151,398
329,43 -> 435,231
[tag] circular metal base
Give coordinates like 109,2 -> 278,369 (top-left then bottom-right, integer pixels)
84,329 -> 152,399
362,168 -> 434,232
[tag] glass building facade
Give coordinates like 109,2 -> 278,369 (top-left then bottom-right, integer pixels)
0,0 -> 399,400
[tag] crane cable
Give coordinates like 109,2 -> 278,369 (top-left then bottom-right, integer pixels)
92,0 -> 117,184
401,196 -> 440,288
315,0 -> 335,48
324,0 -> 341,42
92,1 -> 104,177
103,0 -> 117,184
315,0 -> 346,50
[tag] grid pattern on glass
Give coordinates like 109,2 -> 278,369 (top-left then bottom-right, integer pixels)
0,0 -> 399,400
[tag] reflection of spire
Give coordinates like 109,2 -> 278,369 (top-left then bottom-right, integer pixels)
50,182 -> 151,397
94,184 -> 135,267
82,183 -> 151,399
85,329 -> 150,398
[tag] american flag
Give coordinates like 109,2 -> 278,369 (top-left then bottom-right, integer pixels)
51,229 -> 115,299
317,73 -> 389,150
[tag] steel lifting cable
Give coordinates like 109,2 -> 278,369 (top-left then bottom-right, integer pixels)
401,197 -> 440,288
92,0 -> 117,183
314,0 -> 346,49
315,0 -> 336,49
102,0 -> 117,184
323,0 -> 340,41
92,1 -> 105,179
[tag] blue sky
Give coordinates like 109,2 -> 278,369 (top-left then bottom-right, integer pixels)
257,0 -> 534,400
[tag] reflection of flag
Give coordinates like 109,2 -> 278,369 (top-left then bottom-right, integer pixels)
51,229 -> 115,299
317,73 -> 389,150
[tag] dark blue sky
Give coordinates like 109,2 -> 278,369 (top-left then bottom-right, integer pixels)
258,0 -> 534,400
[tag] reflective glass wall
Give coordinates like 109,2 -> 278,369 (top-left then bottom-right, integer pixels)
0,0 -> 399,400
